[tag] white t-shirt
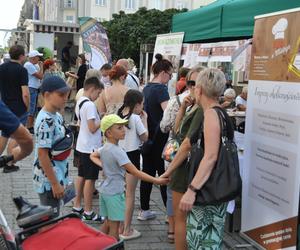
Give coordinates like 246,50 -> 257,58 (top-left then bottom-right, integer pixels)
75,96 -> 102,153
119,114 -> 147,152
235,95 -> 247,107
24,62 -> 41,89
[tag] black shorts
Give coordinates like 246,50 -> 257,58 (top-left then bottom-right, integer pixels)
126,150 -> 141,173
78,152 -> 100,180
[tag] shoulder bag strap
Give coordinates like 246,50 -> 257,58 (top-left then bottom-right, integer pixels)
213,106 -> 228,142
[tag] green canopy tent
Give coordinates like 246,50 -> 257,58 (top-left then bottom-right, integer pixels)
172,0 -> 300,43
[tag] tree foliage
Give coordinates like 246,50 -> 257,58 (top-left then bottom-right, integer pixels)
101,7 -> 187,64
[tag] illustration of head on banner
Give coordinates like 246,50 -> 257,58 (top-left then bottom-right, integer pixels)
79,17 -> 112,70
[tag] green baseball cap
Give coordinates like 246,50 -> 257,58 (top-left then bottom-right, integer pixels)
101,114 -> 128,133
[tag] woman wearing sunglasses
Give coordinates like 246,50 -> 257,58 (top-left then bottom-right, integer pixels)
160,66 -> 205,249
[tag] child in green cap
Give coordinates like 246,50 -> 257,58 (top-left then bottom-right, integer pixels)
90,114 -> 169,240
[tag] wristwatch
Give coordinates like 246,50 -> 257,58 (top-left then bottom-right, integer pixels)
188,184 -> 199,193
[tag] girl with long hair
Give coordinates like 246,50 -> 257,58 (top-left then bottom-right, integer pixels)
117,89 -> 148,240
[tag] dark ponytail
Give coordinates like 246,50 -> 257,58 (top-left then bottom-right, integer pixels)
117,89 -> 144,129
151,53 -> 173,76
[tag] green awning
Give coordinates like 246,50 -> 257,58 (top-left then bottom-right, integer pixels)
172,0 -> 300,43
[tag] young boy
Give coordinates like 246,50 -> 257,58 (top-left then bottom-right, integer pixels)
72,77 -> 104,221
33,76 -> 71,217
90,114 -> 169,240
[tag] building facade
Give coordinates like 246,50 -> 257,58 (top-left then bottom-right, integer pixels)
39,0 -> 215,24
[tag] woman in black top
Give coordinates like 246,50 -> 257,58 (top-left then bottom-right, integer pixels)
138,54 -> 173,221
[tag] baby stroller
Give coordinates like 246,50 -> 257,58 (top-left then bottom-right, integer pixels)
0,156 -> 124,250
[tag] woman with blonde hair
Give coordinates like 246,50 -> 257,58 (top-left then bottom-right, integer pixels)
160,65 -> 205,248
163,68 -> 233,249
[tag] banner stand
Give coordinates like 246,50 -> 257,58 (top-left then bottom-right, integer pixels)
240,232 -> 266,250
241,7 -> 300,250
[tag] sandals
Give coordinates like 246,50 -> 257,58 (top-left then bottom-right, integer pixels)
167,231 -> 175,244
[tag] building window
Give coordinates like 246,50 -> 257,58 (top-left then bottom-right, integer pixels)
64,0 -> 73,8
95,0 -> 106,6
66,15 -> 74,23
125,0 -> 135,10
176,1 -> 185,10
150,0 -> 162,10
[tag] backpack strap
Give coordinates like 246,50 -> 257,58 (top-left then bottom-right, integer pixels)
78,99 -> 90,121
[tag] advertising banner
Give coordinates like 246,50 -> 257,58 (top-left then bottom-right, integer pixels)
152,32 -> 184,95
241,8 -> 300,249
152,32 -> 184,71
79,17 -> 111,69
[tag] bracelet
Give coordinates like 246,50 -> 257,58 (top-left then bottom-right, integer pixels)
188,184 -> 199,193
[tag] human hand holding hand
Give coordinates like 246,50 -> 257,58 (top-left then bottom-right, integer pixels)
155,177 -> 169,186
179,189 -> 196,212
160,171 -> 171,179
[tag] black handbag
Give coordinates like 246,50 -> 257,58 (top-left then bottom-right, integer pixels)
188,106 -> 242,205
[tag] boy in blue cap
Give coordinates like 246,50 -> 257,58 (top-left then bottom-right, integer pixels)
33,76 -> 71,217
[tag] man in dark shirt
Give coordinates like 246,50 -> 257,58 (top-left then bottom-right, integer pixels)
61,41 -> 73,72
0,45 -> 29,173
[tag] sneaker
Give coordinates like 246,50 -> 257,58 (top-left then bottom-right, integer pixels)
72,207 -> 84,215
3,164 -> 20,173
119,229 -> 141,240
82,211 -> 104,223
137,210 -> 156,221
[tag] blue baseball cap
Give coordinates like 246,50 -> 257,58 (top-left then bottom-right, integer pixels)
40,76 -> 71,93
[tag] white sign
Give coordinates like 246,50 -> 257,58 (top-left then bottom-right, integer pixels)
152,32 -> 184,95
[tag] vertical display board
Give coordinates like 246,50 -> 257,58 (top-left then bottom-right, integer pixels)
152,32 -> 184,95
152,32 -> 184,72
241,8 -> 300,249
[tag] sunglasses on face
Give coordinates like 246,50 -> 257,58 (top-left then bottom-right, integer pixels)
186,80 -> 196,86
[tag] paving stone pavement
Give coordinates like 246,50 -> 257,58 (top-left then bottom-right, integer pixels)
0,109 -> 257,249
0,151 -> 258,250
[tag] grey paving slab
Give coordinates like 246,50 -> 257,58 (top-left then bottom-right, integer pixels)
0,113 -> 257,249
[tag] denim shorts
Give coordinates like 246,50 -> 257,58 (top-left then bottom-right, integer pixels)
29,87 -> 39,116
100,192 -> 125,221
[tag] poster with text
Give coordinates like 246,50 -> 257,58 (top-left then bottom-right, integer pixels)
152,32 -> 184,72
241,8 -> 300,250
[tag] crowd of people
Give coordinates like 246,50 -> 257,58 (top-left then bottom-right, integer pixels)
0,43 -> 245,249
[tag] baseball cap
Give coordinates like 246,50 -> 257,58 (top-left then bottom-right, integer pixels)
28,50 -> 43,58
40,76 -> 71,94
101,114 -> 128,134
